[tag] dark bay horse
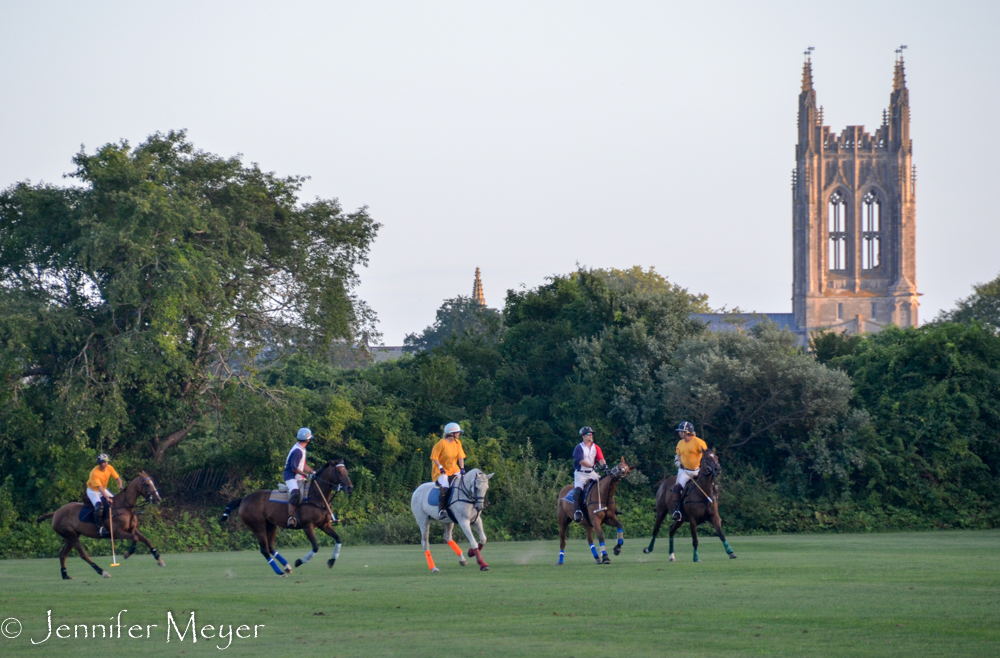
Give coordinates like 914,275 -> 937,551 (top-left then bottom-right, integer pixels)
36,471 -> 164,580
643,449 -> 736,562
557,458 -> 631,565
220,459 -> 353,576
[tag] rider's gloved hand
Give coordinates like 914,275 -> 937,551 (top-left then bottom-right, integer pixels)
460,468 -> 466,476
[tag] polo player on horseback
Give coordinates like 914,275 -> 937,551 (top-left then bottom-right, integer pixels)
86,453 -> 123,537
572,426 -> 607,522
671,421 -> 708,521
284,428 -> 316,527
431,422 -> 466,520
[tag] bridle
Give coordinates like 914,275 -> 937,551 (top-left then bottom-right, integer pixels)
686,452 -> 721,505
112,475 -> 161,518
309,462 -> 351,505
452,471 -> 488,523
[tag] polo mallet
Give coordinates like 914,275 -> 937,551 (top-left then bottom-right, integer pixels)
108,500 -> 120,567
594,468 -> 607,513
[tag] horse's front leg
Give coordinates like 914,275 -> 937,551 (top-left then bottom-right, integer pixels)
606,514 -> 624,556
710,511 -> 737,559
318,522 -> 343,568
295,525 -> 320,568
667,519 -> 684,562
586,525 -> 600,564
690,519 -> 701,563
474,514 -> 487,552
443,522 -> 467,566
127,529 -> 165,567
594,518 -> 610,564
558,508 -> 570,565
457,516 -> 488,571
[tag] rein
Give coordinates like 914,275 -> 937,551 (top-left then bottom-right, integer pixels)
451,472 -> 486,523
685,455 -> 720,505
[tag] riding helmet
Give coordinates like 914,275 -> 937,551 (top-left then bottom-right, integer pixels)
674,421 -> 695,434
96,453 -> 110,463
297,427 -> 313,442
443,422 -> 463,435
579,426 -> 594,437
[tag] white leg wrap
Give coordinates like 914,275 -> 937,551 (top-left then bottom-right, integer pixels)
301,550 -> 315,564
333,543 -> 342,560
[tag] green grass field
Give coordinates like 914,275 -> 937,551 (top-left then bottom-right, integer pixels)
1,531 -> 998,657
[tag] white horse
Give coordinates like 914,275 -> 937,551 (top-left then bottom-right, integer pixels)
410,469 -> 493,572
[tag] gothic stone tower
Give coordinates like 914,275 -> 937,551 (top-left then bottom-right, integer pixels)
792,55 -> 919,337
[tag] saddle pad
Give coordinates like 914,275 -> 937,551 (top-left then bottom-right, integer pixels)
562,489 -> 576,504
426,487 -> 441,506
268,482 -> 310,504
562,481 -> 597,504
78,505 -> 96,524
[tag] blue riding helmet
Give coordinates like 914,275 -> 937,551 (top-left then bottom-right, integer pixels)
443,422 -> 462,435
297,428 -> 313,442
675,421 -> 695,434
579,426 -> 594,436
96,453 -> 109,464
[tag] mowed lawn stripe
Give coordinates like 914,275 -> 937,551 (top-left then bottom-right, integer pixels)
0,531 -> 997,657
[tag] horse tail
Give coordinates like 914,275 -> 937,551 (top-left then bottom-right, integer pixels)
36,512 -> 55,523
220,498 -> 243,526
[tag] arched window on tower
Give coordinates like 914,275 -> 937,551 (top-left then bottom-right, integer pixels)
828,191 -> 847,271
862,191 -> 882,270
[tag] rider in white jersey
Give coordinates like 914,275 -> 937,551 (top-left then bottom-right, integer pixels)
283,428 -> 315,527
571,427 -> 607,522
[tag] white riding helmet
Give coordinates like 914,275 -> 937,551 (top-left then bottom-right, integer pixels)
443,422 -> 463,435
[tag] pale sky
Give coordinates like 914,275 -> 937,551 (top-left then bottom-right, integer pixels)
2,1 -> 998,344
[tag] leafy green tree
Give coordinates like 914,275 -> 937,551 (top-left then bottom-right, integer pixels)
0,129 -> 379,501
830,323 -> 1000,523
937,272 -> 1000,334
403,296 -> 502,352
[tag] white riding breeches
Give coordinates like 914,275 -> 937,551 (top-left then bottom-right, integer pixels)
436,474 -> 451,488
574,469 -> 599,490
86,489 -> 110,506
285,478 -> 300,492
676,468 -> 700,490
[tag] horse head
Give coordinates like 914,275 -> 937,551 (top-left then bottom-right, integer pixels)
471,470 -> 494,511
700,449 -> 721,478
610,457 -> 631,481
321,459 -> 354,495
137,470 -> 162,504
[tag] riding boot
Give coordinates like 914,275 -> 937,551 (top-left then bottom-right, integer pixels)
671,484 -> 684,521
438,487 -> 451,520
287,490 -> 300,527
94,501 -> 108,537
573,487 -> 585,522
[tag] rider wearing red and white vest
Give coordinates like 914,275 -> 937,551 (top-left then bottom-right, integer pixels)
284,428 -> 315,527
571,426 -> 607,522
671,421 -> 708,520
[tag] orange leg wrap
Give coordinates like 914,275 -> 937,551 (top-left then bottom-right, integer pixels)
424,550 -> 436,571
447,540 -> 463,556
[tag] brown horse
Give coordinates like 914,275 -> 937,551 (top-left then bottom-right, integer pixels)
556,458 -> 631,565
36,471 -> 164,580
220,459 -> 353,576
643,448 -> 736,562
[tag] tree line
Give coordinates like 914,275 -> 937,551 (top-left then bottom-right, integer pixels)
2,134 -> 998,555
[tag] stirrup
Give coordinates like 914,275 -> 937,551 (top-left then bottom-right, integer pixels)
672,508 -> 682,521
287,516 -> 296,527
574,510 -> 584,522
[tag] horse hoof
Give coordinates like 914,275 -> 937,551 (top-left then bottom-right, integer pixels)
431,567 -> 440,573
63,575 -> 73,580
669,555 -> 676,562
643,547 -> 652,554
693,559 -> 701,563
157,559 -> 166,567
613,546 -> 622,556
122,553 -> 131,561
327,560 -> 336,569
602,558 -> 611,565
102,572 -> 110,578
729,553 -> 738,559
468,548 -> 476,558
459,560 -> 467,567
480,565 -> 489,571
294,559 -> 303,568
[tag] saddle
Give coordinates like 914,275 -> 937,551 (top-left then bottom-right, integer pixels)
562,480 -> 597,505
268,481 -> 312,504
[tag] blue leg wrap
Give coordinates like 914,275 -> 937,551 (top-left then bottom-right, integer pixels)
267,557 -> 284,575
617,529 -> 624,546
590,544 -> 599,560
599,543 -> 607,556
558,550 -> 564,565
274,552 -> 288,566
